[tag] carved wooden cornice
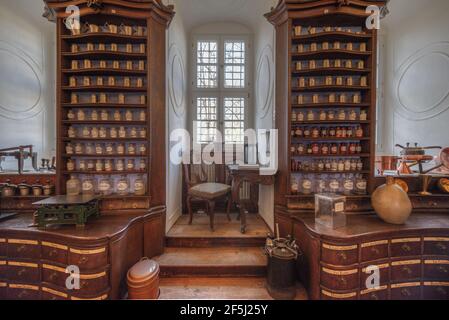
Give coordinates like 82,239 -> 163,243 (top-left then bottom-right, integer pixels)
43,0 -> 175,27
265,0 -> 389,26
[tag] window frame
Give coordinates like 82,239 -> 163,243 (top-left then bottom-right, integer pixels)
191,34 -> 252,145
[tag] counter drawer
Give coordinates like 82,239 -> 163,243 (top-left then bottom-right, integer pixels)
41,241 -> 68,265
7,261 -> 40,283
391,238 -> 421,257
391,260 -> 421,282
321,289 -> 357,300
360,263 -> 390,287
7,283 -> 40,300
0,260 -> 6,276
361,240 -> 388,262
7,239 -> 40,260
0,282 -> 6,300
68,246 -> 108,271
321,267 -> 358,291
41,286 -> 69,300
424,237 -> 449,256
423,260 -> 449,280
423,282 -> 449,300
0,238 -> 6,257
390,283 -> 421,300
42,264 -> 109,295
322,244 -> 358,266
360,286 -> 389,300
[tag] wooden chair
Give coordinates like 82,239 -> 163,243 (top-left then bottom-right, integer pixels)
182,163 -> 232,231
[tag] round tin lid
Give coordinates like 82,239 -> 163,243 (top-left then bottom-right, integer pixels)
127,258 -> 159,285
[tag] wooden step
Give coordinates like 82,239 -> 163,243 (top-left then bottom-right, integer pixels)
166,236 -> 266,248
159,277 -> 308,300
154,247 -> 267,277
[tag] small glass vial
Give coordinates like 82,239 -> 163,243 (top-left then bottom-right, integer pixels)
104,159 -> 113,172
113,110 -> 122,121
67,175 -> 81,196
95,143 -> 103,155
82,126 -> 91,138
128,144 -> 136,155
139,159 -> 147,171
110,127 -> 118,139
139,128 -> 147,139
127,159 -> 135,170
116,176 -> 130,196
106,143 -> 115,155
139,111 -> 146,121
85,143 -> 94,155
99,127 -> 107,138
91,127 -> 99,139
82,177 -> 96,196
139,144 -> 147,155
117,143 -> 125,155
360,110 -> 368,121
95,160 -> 104,172
125,110 -> 134,121
69,77 -> 77,87
100,110 -> 109,121
91,110 -> 99,121
79,160 -> 87,172
71,93 -> 79,104
77,109 -> 86,121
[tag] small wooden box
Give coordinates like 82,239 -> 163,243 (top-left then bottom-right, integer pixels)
315,194 -> 347,229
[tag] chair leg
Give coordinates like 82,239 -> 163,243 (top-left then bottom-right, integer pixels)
226,195 -> 232,222
187,195 -> 193,225
208,200 -> 215,231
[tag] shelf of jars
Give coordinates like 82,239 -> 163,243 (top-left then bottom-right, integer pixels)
288,23 -> 374,199
57,19 -> 151,199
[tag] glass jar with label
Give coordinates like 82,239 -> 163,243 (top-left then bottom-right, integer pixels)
68,126 -> 77,138
66,143 -> 74,155
360,76 -> 367,87
110,127 -> 118,139
139,111 -> 146,122
308,78 -> 316,87
99,127 -> 107,138
330,159 -> 338,172
79,160 -> 87,172
336,76 -> 343,86
360,110 -> 368,121
355,126 -> 364,138
134,176 -> 146,196
307,110 -> 315,121
139,128 -> 147,139
119,126 -> 127,138
104,160 -> 113,172
91,94 -> 98,104
97,77 -> 104,86
316,175 -> 327,193
357,159 -> 364,171
128,144 -> 136,155
354,174 -> 367,195
117,175 -> 130,196
108,76 -> 115,86
338,159 -> 345,171
343,174 -> 355,195
91,127 -> 99,138
357,60 -> 365,69
91,110 -> 99,121
344,159 -> 352,171
98,177 -> 113,196
67,175 -> 81,196
319,110 -> 327,121
101,110 -> 109,121
291,176 -> 299,194
67,159 -> 76,172
85,143 -> 94,155
329,175 -> 340,193
351,160 -> 358,171
127,159 -> 135,170
330,144 -> 338,155
82,127 -> 91,138
338,110 -> 346,120
95,143 -> 103,155
125,110 -> 133,121
353,94 -> 361,104
339,94 -> 347,103
68,110 -> 76,120
82,177 -> 96,195
113,110 -> 122,121
139,144 -> 147,155
95,160 -> 104,172
321,127 -> 328,138
324,160 -> 332,171
116,159 -> 125,172
139,159 -> 147,171
87,160 -> 95,171
106,143 -> 114,155
334,59 -> 342,68
321,144 -> 329,155
301,175 -> 313,195
312,94 -> 319,104
69,77 -> 77,87
117,143 -> 125,155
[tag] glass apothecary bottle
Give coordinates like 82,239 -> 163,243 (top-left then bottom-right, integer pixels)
139,111 -> 146,122
85,143 -> 94,155
316,175 -> 326,193
354,174 -> 367,195
99,127 -> 107,138
139,128 -> 147,139
67,110 -> 75,120
116,159 -> 125,172
67,175 -> 81,196
101,110 -> 109,121
113,110 -> 122,121
82,177 -> 96,196
95,143 -> 104,155
66,143 -> 74,155
68,126 -> 77,138
77,109 -> 86,121
291,176 -> 299,194
343,174 -> 354,195
360,110 -> 368,121
106,143 -> 114,155
139,144 -> 147,155
95,160 -> 104,172
125,110 -> 134,121
119,126 -> 127,138
117,175 -> 130,196
82,126 -> 91,138
134,175 -> 146,196
110,127 -> 118,139
139,159 -> 147,171
127,159 -> 135,170
301,175 -> 313,195
104,159 -> 113,172
79,160 -> 87,172
87,160 -> 95,171
91,110 -> 99,121
98,177 -> 113,196
329,175 -> 340,193
67,159 -> 76,172
128,144 -> 136,155
117,143 -> 125,155
91,127 -> 99,138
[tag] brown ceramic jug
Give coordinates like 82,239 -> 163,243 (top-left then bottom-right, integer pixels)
372,176 -> 412,225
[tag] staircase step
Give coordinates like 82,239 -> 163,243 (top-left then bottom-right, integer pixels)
166,236 -> 266,248
154,247 -> 267,277
159,277 -> 308,300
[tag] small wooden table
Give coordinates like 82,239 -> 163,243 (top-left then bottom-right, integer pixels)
227,165 -> 276,233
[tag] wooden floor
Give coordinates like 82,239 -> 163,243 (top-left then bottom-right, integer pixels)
159,277 -> 308,300
167,213 -> 270,238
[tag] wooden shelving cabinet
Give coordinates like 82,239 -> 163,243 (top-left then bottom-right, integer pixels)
266,0 -> 387,212
44,0 -> 174,213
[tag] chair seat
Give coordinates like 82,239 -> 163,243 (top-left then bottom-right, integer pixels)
189,183 -> 231,200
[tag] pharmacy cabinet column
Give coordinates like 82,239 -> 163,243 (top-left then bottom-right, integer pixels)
265,0 -> 388,221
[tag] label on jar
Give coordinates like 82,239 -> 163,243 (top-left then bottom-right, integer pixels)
344,181 -> 354,190
357,181 -> 367,190
135,182 -> 145,191
99,182 -> 110,191
82,182 -> 93,191
117,182 -> 128,192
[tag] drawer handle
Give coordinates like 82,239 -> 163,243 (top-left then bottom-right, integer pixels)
17,268 -> 27,277
337,252 -> 348,261
401,288 -> 412,297
401,267 -> 413,275
79,256 -> 89,264
17,245 -> 26,253
370,293 -> 379,301
436,243 -> 447,251
49,272 -> 58,282
339,277 -> 347,286
81,280 -> 89,289
18,290 -> 29,299
437,266 -> 448,274
371,247 -> 380,255
49,249 -> 58,258
401,244 -> 412,252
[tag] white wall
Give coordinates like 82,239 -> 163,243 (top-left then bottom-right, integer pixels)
165,0 -> 189,232
253,0 -> 277,232
0,0 -> 55,171
379,0 -> 449,158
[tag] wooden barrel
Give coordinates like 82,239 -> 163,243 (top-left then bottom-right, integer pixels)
127,258 -> 160,300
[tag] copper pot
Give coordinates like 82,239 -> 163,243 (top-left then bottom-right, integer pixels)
18,183 -> 31,197
32,185 -> 43,197
1,184 -> 16,197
